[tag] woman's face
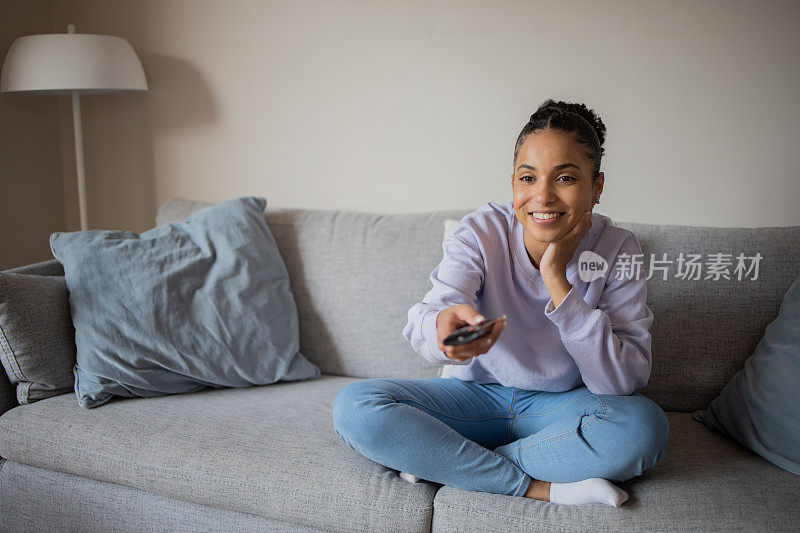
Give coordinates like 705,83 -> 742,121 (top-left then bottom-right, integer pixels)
511,128 -> 604,263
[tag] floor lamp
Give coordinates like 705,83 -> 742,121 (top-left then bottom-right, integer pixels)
0,24 -> 148,231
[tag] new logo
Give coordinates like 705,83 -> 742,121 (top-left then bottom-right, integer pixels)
578,251 -> 608,282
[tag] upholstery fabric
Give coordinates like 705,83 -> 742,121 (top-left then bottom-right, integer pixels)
692,274 -> 800,475
0,459 -> 322,533
157,198 -> 473,383
617,221 -> 800,411
0,375 -> 437,532
2,259 -> 64,277
2,376 -> 798,532
0,273 -> 75,404
0,261 -> 65,419
50,196 -> 320,408
159,199 -> 800,412
430,412 -> 800,532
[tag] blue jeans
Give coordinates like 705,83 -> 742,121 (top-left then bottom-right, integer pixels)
332,377 -> 669,497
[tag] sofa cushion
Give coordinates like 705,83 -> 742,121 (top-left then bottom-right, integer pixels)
157,198 -> 474,381
0,375 -> 438,532
0,460 -> 322,532
0,273 -> 75,405
430,411 -> 800,531
49,196 -> 320,408
692,273 -> 800,475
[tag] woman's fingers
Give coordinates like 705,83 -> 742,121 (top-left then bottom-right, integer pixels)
448,316 -> 506,360
437,307 -> 508,362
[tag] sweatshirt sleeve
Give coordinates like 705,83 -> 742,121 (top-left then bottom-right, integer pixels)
402,232 -> 485,365
543,233 -> 654,396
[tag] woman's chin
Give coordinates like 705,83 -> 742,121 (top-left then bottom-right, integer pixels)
525,228 -> 565,244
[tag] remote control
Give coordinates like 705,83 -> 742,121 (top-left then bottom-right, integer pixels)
443,317 -> 501,346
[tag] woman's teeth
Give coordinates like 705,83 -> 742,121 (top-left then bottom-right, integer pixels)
531,212 -> 564,220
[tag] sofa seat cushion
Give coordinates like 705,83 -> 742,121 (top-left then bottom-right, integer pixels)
0,375 -> 438,532
430,411 -> 800,531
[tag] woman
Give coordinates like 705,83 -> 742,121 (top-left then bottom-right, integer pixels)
332,99 -> 668,507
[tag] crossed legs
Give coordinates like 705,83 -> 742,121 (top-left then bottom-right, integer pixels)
332,377 -> 668,503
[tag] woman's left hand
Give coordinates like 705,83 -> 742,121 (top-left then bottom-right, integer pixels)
540,209 -> 593,281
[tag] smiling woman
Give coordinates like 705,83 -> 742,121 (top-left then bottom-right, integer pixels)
332,99 -> 667,508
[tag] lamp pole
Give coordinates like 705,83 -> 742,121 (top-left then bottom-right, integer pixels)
67,24 -> 89,231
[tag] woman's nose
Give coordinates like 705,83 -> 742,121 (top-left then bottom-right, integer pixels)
534,180 -> 557,204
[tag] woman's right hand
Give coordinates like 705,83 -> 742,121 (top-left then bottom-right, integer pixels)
436,305 -> 507,362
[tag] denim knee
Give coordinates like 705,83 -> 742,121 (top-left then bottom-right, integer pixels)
627,394 -> 669,467
331,379 -> 389,439
592,393 -> 669,482
332,381 -> 365,432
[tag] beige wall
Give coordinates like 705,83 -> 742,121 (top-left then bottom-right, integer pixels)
0,0 -> 64,269
3,1 -> 799,268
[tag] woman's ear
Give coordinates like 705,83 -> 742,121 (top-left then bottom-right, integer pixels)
592,172 -> 605,207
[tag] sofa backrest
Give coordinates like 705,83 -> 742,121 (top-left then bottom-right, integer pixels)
162,199 -> 800,412
156,198 -> 472,383
616,221 -> 800,411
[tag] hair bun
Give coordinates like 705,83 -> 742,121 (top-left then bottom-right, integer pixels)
532,99 -> 606,147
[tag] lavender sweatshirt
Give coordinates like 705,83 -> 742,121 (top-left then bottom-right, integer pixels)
402,201 -> 654,396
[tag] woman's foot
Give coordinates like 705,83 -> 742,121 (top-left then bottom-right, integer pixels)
525,477 -> 628,507
398,471 -> 421,483
524,478 -> 551,501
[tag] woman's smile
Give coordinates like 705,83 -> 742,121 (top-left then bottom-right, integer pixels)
529,211 -> 566,225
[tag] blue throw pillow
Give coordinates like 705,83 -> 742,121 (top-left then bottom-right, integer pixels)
692,274 -> 800,475
50,196 -> 320,408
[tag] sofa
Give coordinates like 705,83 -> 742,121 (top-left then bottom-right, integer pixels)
1,197 -> 799,532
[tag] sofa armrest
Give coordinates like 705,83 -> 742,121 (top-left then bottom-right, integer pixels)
3,258 -> 64,277
0,259 -> 66,421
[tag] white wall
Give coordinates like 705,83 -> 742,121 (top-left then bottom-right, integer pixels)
36,0 -> 800,233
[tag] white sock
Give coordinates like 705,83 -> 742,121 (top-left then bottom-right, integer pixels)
548,478 -> 629,507
398,471 -> 421,483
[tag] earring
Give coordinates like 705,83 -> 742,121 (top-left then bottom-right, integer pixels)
594,198 -> 600,205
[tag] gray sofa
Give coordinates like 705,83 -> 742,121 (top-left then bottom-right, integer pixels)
1,197 -> 799,532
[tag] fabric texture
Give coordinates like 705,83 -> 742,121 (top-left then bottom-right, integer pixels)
615,220 -> 800,412
0,459 -> 321,533
156,198 -> 800,412
1,376 -> 798,532
0,376 -> 438,532
157,198 -> 472,383
0,273 -> 75,405
403,201 -> 654,396
692,274 -> 800,475
49,196 -> 320,409
431,409 -> 800,532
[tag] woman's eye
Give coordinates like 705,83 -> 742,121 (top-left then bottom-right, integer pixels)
519,175 -> 574,183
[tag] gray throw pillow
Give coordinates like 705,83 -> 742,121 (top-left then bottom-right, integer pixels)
0,273 -> 76,404
693,273 -> 800,475
49,196 -> 321,409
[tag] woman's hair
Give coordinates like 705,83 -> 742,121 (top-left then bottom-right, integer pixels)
513,99 -> 607,179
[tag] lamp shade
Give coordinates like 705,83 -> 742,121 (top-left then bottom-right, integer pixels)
1,33 -> 148,94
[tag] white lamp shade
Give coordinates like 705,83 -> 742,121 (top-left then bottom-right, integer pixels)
1,33 -> 148,94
